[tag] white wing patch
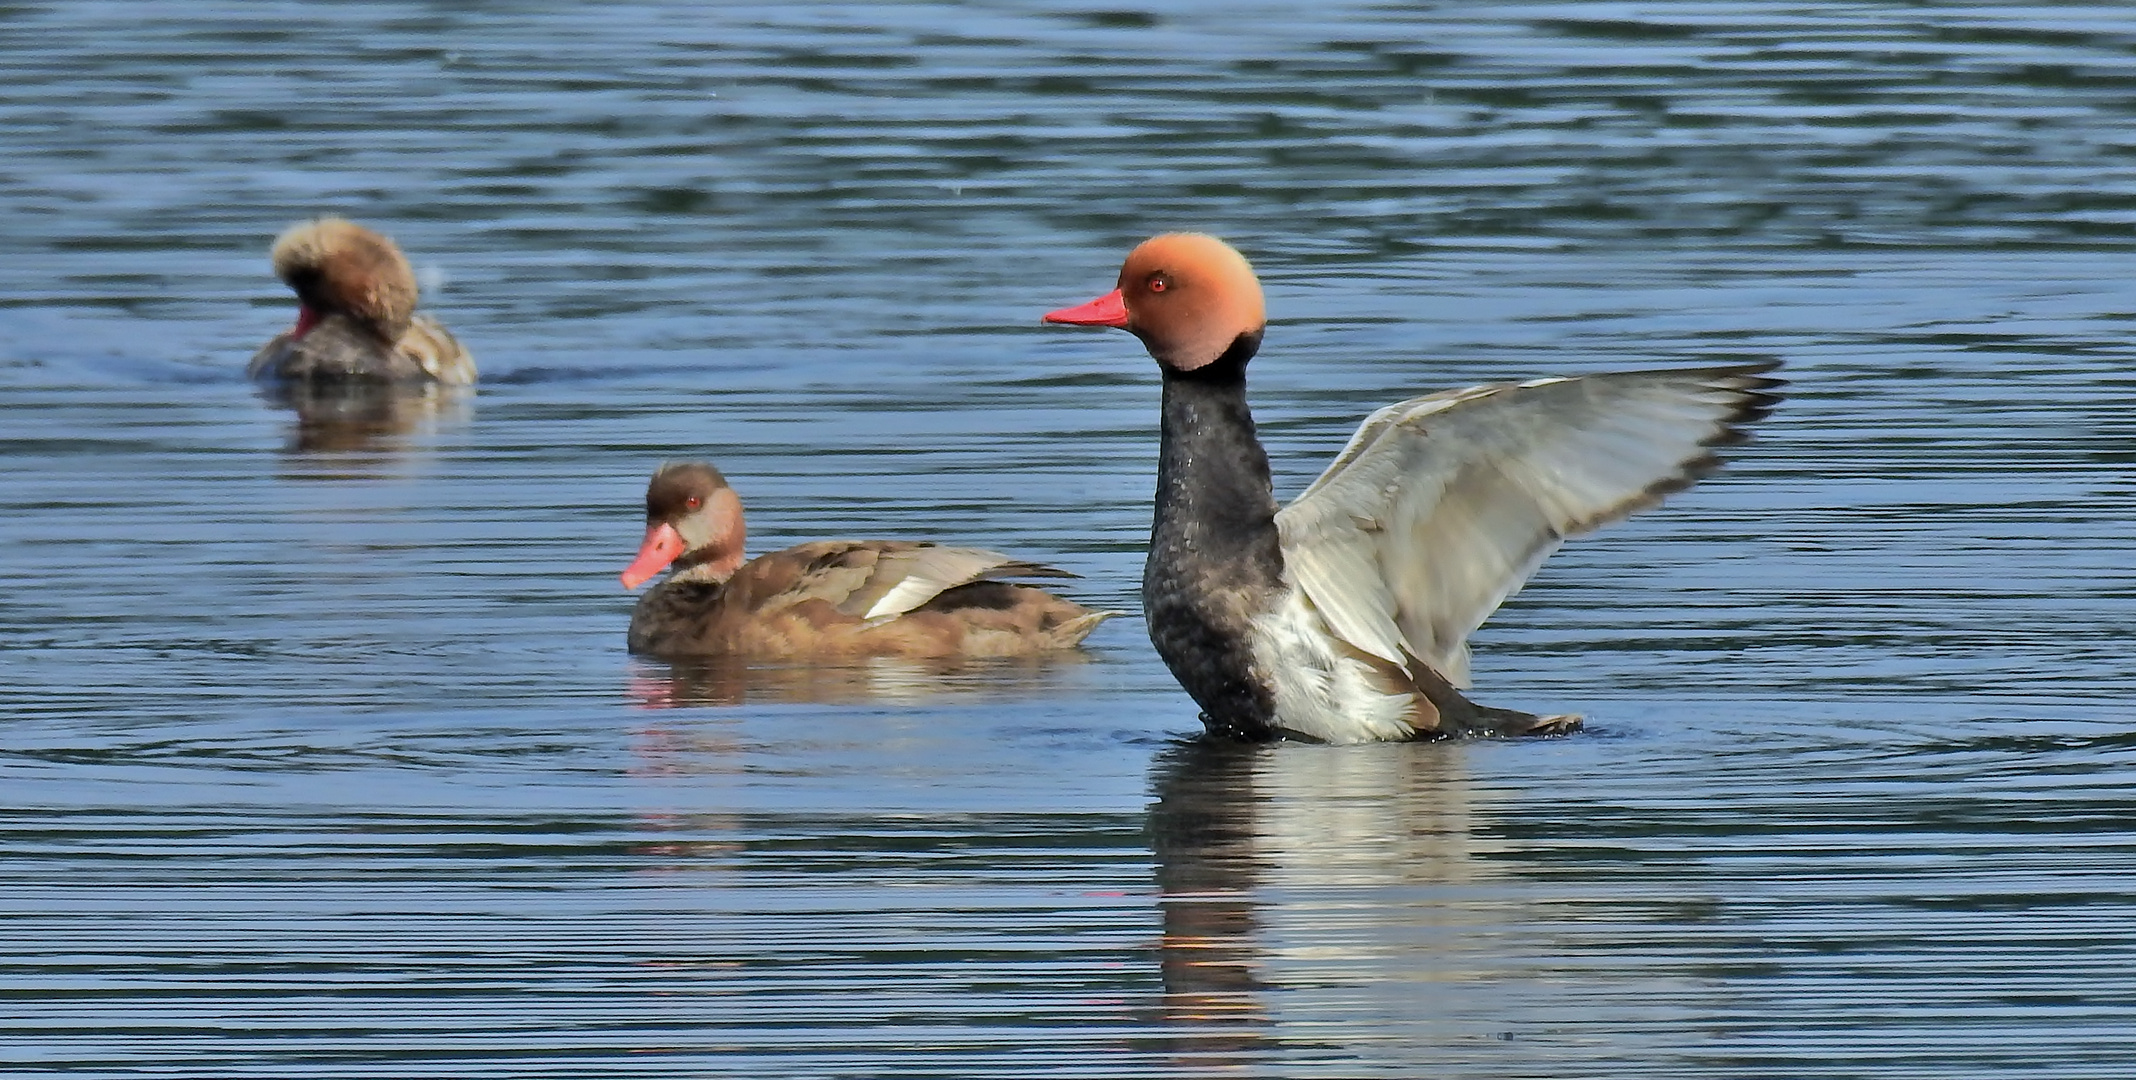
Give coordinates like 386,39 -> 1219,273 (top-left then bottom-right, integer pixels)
858,546 -> 1072,621
1251,586 -> 1424,744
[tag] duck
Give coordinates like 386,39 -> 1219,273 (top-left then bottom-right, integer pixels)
248,218 -> 476,385
1043,233 -> 1782,744
620,461 -> 1118,658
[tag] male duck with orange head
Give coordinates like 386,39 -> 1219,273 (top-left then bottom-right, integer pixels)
1045,233 -> 1781,743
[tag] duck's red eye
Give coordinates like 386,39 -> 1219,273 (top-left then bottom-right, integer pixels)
685,496 -> 702,509
1148,278 -> 1168,293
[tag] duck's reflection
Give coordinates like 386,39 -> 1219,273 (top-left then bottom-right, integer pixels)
1147,738 -> 1493,1064
258,380 -> 472,460
1148,738 -> 1269,1056
626,652 -> 1097,709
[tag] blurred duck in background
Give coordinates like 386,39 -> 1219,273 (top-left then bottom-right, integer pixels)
249,217 -> 475,385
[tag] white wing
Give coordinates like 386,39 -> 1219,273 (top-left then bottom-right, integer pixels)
1273,362 -> 1781,685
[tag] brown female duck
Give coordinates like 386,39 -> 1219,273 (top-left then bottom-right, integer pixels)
1045,233 -> 1781,744
248,218 -> 475,384
621,462 -> 1116,658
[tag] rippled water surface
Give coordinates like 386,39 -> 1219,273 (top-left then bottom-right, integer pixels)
8,2 -> 2136,1076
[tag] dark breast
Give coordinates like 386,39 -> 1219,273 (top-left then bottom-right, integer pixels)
626,580 -> 731,656
1142,542 -> 1280,740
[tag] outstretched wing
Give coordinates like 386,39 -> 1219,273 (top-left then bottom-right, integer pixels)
1273,362 -> 1782,686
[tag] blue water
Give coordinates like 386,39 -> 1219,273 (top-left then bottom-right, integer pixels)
7,3 -> 2136,1076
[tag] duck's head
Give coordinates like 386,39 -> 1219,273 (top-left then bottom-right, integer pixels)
270,218 -> 421,343
1043,233 -> 1267,373
621,461 -> 748,590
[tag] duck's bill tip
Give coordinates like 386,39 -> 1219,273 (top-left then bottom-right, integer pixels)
1042,289 -> 1129,327
620,523 -> 686,590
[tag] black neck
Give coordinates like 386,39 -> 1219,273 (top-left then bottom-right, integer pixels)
1142,332 -> 1284,738
1150,333 -> 1281,579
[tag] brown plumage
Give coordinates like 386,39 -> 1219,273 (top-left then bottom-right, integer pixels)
248,218 -> 476,385
621,462 -> 1117,659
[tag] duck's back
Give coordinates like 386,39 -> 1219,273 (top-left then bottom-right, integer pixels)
627,540 -> 1112,659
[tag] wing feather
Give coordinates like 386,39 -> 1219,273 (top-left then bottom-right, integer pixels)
1274,362 -> 1782,686
836,545 -> 1076,621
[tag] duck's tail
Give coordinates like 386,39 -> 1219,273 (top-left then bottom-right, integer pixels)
1051,609 -> 1123,648
1408,656 -> 1582,738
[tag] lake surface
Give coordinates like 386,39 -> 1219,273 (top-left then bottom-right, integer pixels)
7,2 -> 2136,1076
